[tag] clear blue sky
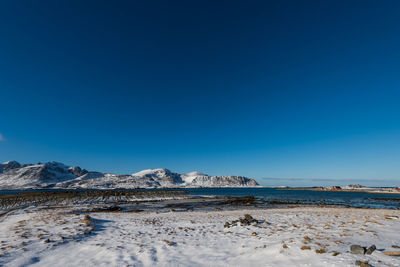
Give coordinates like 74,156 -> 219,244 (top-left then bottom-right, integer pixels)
1,1 -> 399,185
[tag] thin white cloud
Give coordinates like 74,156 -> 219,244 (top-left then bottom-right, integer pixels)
0,133 -> 5,141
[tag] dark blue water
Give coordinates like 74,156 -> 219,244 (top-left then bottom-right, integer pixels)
1,188 -> 400,209
183,188 -> 400,209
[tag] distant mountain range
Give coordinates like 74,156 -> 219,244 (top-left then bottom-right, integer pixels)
0,161 -> 259,190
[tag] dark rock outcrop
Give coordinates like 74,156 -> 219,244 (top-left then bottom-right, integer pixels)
350,245 -> 366,254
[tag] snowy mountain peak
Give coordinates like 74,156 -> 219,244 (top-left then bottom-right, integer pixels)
0,160 -> 22,173
132,168 -> 174,176
2,160 -> 21,165
0,161 -> 259,189
181,171 -> 208,184
44,161 -> 68,168
184,171 -> 205,176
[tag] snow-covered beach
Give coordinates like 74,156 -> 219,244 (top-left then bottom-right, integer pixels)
1,204 -> 400,267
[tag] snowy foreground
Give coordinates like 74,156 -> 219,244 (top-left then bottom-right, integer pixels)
1,206 -> 400,266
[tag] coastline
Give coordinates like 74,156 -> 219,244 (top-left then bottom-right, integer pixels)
279,188 -> 400,195
2,188 -> 400,212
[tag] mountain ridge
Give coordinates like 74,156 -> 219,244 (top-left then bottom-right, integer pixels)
0,161 -> 259,189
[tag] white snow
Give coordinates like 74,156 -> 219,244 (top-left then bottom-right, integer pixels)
1,207 -> 400,266
132,168 -> 171,176
181,171 -> 207,184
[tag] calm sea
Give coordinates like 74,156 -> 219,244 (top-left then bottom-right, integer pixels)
184,187 -> 400,209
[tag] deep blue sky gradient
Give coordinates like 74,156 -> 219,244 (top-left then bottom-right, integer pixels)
1,1 -> 400,185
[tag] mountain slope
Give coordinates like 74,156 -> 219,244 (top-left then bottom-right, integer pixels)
0,161 -> 259,189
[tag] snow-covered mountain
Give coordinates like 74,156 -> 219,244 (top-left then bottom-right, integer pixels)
0,161 -> 259,189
